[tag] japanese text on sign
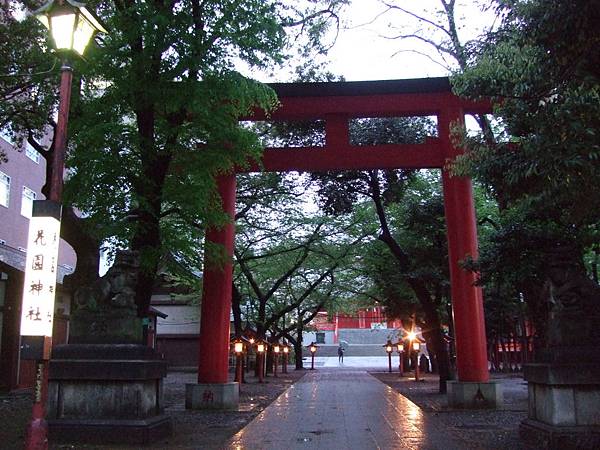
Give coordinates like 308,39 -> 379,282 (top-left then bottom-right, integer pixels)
20,215 -> 61,337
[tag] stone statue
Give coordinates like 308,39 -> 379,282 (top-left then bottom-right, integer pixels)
74,250 -> 139,312
541,246 -> 600,348
70,250 -> 143,344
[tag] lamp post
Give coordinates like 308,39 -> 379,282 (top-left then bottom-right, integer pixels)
256,340 -> 266,383
384,340 -> 393,373
282,344 -> 289,374
232,338 -> 244,384
396,341 -> 404,376
33,0 -> 107,203
412,340 -> 421,382
273,343 -> 280,377
22,3 -> 106,449
308,342 -> 318,370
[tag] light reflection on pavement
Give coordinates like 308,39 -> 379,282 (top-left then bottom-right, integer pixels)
227,367 -> 463,450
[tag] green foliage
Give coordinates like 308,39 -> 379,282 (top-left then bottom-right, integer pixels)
234,171 -> 373,334
452,0 -> 600,338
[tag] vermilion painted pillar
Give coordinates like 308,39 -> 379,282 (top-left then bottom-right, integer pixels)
440,108 -> 489,383
197,172 -> 236,384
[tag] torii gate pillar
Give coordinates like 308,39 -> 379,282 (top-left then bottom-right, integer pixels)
186,172 -> 239,410
440,108 -> 502,408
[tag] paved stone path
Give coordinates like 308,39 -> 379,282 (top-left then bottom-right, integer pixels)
227,368 -> 463,450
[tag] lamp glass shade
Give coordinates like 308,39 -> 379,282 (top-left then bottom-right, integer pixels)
283,346 -> 289,354
386,345 -> 393,353
412,341 -> 420,351
310,345 -> 317,353
50,13 -> 77,50
233,342 -> 244,354
273,345 -> 280,353
35,1 -> 107,56
397,343 -> 404,352
257,343 -> 265,353
72,13 -> 96,55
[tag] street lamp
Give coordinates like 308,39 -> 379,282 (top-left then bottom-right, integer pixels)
255,340 -> 267,383
232,338 -> 244,383
308,342 -> 318,370
20,3 -> 106,449
384,340 -> 393,373
396,341 -> 405,376
273,343 -> 281,377
412,340 -> 421,381
32,0 -> 107,203
282,344 -> 289,374
34,0 -> 107,56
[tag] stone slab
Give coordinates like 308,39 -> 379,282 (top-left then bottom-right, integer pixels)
186,382 -> 239,410
525,362 -> 600,385
48,415 -> 172,445
520,418 -> 600,450
447,380 -> 503,409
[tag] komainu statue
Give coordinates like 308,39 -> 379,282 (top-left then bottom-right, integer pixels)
70,250 -> 143,344
541,246 -> 600,348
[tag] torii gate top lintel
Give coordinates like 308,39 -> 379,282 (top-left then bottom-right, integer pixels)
242,76 -> 491,172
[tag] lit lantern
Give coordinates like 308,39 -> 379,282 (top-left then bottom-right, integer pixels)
232,338 -> 244,355
283,345 -> 289,354
384,339 -> 394,373
385,340 -> 393,354
273,344 -> 280,354
256,342 -> 266,354
412,341 -> 420,352
308,342 -> 318,370
396,342 -> 404,353
33,0 -> 107,56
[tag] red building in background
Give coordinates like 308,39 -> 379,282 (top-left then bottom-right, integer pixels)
308,306 -> 404,344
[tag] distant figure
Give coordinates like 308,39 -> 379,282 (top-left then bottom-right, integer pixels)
338,345 -> 345,364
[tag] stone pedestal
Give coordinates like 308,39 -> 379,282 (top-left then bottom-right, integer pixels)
185,382 -> 239,410
47,344 -> 172,445
521,353 -> 600,449
447,380 -> 503,409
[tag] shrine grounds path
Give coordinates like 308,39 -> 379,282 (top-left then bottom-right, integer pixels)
0,363 -> 531,449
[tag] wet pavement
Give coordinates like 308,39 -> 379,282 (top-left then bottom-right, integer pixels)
227,368 -> 466,450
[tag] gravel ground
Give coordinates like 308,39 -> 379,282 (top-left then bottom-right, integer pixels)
0,367 -> 305,450
370,371 -> 532,450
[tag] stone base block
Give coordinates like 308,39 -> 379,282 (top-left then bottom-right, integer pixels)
520,418 -> 600,450
186,382 -> 239,410
47,344 -> 171,445
447,380 -> 503,409
48,415 -> 172,445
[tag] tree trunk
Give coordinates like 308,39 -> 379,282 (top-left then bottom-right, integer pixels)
295,313 -> 304,370
232,283 -> 243,337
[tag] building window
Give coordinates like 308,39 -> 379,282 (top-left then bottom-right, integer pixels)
21,186 -> 36,218
25,144 -> 40,164
0,171 -> 9,207
315,332 -> 325,344
0,129 -> 13,145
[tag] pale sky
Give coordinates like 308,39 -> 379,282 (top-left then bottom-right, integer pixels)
262,0 -> 497,83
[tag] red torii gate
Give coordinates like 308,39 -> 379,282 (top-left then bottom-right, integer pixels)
188,77 -> 497,408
